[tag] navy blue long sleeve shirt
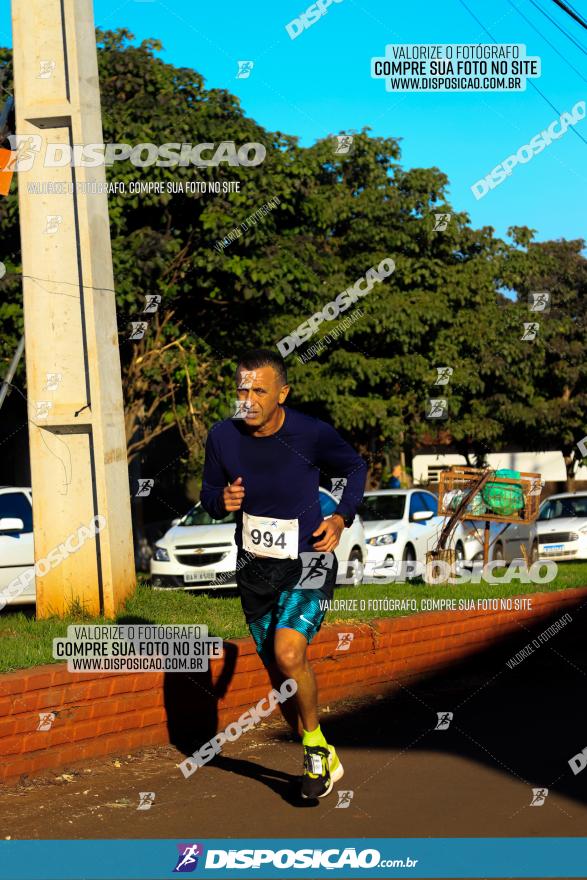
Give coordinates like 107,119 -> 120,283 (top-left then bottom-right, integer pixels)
200,407 -> 367,553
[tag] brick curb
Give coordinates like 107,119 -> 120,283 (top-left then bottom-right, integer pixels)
1,586 -> 585,784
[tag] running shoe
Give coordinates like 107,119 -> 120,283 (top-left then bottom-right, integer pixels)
301,744 -> 344,799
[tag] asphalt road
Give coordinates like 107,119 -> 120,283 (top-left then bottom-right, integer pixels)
2,605 -> 587,877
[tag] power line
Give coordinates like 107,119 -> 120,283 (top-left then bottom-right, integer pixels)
529,0 -> 587,56
458,0 -> 587,148
550,0 -> 587,31
506,0 -> 587,84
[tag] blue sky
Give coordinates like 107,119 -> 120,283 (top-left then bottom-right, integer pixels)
2,0 -> 586,243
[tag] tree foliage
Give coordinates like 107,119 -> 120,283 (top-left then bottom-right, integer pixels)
0,32 -> 585,489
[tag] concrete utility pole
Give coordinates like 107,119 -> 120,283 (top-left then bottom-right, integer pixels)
11,0 -> 135,617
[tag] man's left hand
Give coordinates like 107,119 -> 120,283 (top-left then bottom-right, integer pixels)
312,514 -> 345,552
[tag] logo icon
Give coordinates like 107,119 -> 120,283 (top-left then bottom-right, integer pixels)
173,843 -> 204,872
137,791 -> 156,810
232,399 -> 251,420
521,322 -> 539,341
530,787 -> 548,806
33,401 -> 52,420
334,135 -> 354,155
135,478 -> 155,498
297,551 -> 335,589
236,61 -> 255,79
143,294 -> 162,314
529,291 -> 551,313
38,60 -> 56,79
237,369 -> 256,391
426,398 -> 448,420
330,477 -> 347,500
7,134 -> 43,172
44,215 -> 62,235
435,711 -> 453,730
129,321 -> 149,340
336,632 -> 354,651
433,213 -> 451,231
335,790 -> 354,808
434,366 -> 453,386
43,372 -> 62,392
37,712 -> 56,731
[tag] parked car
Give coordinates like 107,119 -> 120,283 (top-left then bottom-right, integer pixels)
149,487 -> 365,590
456,518 -> 539,565
359,489 -> 469,576
0,486 -> 35,606
536,492 -> 587,561
134,519 -> 175,573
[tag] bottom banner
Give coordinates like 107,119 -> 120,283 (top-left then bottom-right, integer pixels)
0,838 -> 586,879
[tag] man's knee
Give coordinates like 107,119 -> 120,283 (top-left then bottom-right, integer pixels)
274,640 -> 305,675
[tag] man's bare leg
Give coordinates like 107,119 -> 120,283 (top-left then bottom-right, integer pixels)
273,627 -> 318,732
273,626 -> 343,798
264,657 -> 304,736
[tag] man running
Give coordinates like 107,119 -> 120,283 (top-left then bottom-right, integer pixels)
200,349 -> 367,799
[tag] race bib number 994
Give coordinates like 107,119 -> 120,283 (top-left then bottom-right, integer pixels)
242,512 -> 299,560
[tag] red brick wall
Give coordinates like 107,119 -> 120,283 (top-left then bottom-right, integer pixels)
1,587 -> 585,784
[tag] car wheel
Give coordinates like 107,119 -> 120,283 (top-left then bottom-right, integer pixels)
346,547 -> 363,587
402,544 -> 415,562
402,543 -> 417,580
530,541 -> 539,564
493,543 -> 504,562
455,542 -> 465,562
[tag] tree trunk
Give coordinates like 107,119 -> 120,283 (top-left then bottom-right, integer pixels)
564,450 -> 577,493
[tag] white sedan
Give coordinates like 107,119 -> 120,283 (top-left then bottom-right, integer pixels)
359,489 -> 467,576
536,493 -> 587,561
150,487 -> 366,590
0,486 -> 35,606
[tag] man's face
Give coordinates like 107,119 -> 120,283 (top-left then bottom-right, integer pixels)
235,365 -> 289,428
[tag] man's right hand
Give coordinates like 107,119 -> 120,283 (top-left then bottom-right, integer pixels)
223,476 -> 245,512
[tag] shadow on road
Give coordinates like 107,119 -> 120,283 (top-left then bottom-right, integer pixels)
155,600 -> 587,810
162,640 -> 239,755
298,600 -> 587,808
211,754 -> 318,808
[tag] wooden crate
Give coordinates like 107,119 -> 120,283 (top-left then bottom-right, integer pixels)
438,466 -> 542,524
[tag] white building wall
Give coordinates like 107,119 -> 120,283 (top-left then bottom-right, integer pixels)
412,451 -> 585,484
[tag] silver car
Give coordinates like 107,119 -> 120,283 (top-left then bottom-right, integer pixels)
456,518 -> 539,565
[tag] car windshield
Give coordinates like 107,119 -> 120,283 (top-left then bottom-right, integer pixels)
539,496 -> 587,520
359,495 -> 405,521
179,503 -> 236,526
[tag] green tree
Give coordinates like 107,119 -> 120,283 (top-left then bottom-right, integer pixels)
500,229 -> 587,484
1,32 -> 586,497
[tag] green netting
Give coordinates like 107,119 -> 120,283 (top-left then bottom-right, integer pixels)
444,490 -> 486,515
482,468 -> 524,516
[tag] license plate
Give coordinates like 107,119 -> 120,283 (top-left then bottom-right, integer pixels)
543,544 -> 563,552
183,570 -> 214,583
